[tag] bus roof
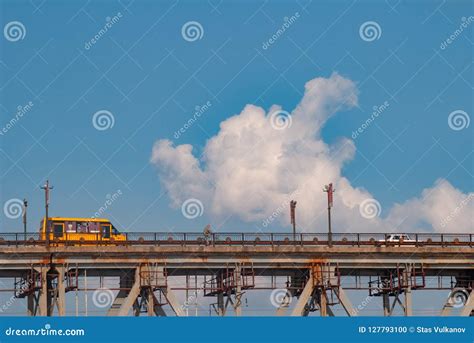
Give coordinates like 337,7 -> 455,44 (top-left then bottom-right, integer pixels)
44,217 -> 111,223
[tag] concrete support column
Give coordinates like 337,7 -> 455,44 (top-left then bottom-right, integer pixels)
216,293 -> 225,316
38,267 -> 49,316
404,267 -> 413,316
404,289 -> 413,316
147,289 -> 154,316
382,293 -> 390,316
27,294 -> 35,316
319,290 -> 327,317
56,266 -> 66,316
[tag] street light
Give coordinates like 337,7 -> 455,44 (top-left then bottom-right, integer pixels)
22,199 -> 27,241
40,180 -> 53,246
290,200 -> 297,241
323,183 -> 335,246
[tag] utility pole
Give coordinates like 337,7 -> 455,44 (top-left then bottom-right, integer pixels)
22,199 -> 27,241
40,180 -> 53,246
323,183 -> 334,247
290,200 -> 297,241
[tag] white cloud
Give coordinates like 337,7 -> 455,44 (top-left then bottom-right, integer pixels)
151,73 -> 472,233
385,179 -> 473,233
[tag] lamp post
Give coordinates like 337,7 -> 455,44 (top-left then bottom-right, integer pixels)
290,200 -> 297,241
22,199 -> 27,241
40,180 -> 53,246
323,183 -> 334,246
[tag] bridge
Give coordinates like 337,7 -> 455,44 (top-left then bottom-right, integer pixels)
0,232 -> 473,317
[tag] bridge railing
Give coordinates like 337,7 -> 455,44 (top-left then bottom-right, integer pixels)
0,232 -> 471,247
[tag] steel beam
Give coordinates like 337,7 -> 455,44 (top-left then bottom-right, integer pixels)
234,266 -> 242,316
440,292 -> 454,316
276,292 -> 292,316
326,303 -> 335,316
152,293 -> 167,316
290,274 -> 314,316
107,270 -> 139,316
116,271 -> 141,316
162,287 -> 185,317
335,287 -> 357,316
460,292 -> 473,316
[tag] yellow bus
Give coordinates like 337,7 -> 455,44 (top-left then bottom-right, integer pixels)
39,217 -> 127,243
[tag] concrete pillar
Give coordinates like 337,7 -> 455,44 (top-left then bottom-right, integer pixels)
217,293 -> 225,316
147,289 -> 154,316
404,267 -> 413,316
38,267 -> 49,316
56,266 -> 66,316
27,293 -> 35,316
319,290 -> 327,317
382,293 -> 390,316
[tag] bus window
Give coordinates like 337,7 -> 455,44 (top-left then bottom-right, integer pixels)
53,223 -> 64,238
89,222 -> 100,233
101,224 -> 111,239
65,222 -> 76,233
77,222 -> 88,233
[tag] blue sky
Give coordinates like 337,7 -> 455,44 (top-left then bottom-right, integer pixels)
0,0 -> 472,234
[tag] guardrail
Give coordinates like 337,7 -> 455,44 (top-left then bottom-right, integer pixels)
0,232 -> 472,247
